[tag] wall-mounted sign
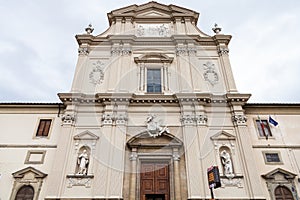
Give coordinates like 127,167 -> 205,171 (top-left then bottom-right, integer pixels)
207,166 -> 221,189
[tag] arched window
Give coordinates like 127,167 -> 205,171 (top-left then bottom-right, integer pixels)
15,185 -> 34,200
275,186 -> 294,200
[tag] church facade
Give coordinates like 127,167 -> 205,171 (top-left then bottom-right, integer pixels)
1,2 -> 300,200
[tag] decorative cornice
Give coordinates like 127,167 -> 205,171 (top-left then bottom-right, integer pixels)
58,93 -> 225,105
226,93 -> 252,106
0,144 -> 57,148
252,145 -> 300,149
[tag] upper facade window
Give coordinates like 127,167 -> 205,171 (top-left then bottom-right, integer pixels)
147,68 -> 162,93
255,119 -> 272,138
36,119 -> 52,137
134,53 -> 173,94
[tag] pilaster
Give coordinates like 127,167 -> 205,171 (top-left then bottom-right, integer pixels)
46,103 -> 77,196
179,96 -> 207,198
213,34 -> 237,93
227,94 -> 265,199
71,44 -> 90,93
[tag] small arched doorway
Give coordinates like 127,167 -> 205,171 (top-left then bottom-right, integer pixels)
275,186 -> 294,200
15,185 -> 34,200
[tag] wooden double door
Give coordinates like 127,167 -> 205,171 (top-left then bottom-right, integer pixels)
140,162 -> 170,200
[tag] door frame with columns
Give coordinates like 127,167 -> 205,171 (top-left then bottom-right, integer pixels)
127,132 -> 184,200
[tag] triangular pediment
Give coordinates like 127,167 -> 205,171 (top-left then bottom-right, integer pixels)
138,10 -> 170,17
12,167 -> 47,179
108,1 -> 199,25
262,168 -> 297,180
74,130 -> 99,140
211,130 -> 236,140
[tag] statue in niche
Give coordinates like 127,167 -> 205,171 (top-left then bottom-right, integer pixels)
220,150 -> 233,177
77,149 -> 89,175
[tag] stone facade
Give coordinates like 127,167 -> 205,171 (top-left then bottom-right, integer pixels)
0,2 -> 300,200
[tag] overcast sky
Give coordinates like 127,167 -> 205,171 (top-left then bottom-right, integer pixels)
0,0 -> 299,103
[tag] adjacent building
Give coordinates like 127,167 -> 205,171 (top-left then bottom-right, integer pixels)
1,2 -> 300,200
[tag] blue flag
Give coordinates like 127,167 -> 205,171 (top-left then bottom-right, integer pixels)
269,116 -> 278,126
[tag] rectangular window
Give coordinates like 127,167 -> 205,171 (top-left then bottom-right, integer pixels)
265,153 -> 280,162
36,119 -> 52,137
256,119 -> 272,137
147,68 -> 161,93
263,151 -> 282,164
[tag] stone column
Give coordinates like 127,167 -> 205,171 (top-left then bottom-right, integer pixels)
173,148 -> 182,200
129,148 -> 137,200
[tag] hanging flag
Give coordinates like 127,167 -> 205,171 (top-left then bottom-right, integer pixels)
258,115 -> 268,140
269,116 -> 278,126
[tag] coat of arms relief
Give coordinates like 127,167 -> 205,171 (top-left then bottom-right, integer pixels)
146,114 -> 170,138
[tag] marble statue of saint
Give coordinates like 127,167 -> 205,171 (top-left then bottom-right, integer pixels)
220,150 -> 233,175
77,150 -> 89,175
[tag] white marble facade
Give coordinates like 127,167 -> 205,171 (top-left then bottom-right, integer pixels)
1,2 -> 300,200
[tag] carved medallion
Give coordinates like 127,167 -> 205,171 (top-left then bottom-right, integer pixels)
203,61 -> 219,86
89,60 -> 105,85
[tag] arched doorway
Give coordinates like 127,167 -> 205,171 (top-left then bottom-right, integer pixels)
15,185 -> 34,200
275,186 -> 294,200
127,131 -> 185,200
